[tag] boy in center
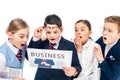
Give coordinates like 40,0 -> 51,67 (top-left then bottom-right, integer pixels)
28,14 -> 81,80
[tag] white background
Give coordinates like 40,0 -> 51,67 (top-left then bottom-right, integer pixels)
0,0 -> 120,80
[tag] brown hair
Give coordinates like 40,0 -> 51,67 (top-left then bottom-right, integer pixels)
105,15 -> 120,33
75,19 -> 91,31
44,14 -> 62,28
6,18 -> 29,34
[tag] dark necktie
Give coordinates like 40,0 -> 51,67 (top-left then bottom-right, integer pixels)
16,49 -> 22,63
48,43 -> 56,50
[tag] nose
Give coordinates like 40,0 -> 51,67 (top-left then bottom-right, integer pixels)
50,32 -> 55,37
23,37 -> 28,43
50,35 -> 54,38
102,30 -> 107,35
76,30 -> 81,35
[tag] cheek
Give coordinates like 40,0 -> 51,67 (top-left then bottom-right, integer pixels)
107,35 -> 118,43
46,33 -> 49,37
83,32 -> 90,37
57,33 -> 61,37
12,35 -> 18,41
110,33 -> 119,38
14,36 -> 22,42
14,38 -> 21,43
75,32 -> 78,36
46,34 -> 51,39
12,39 -> 20,47
111,36 -> 119,40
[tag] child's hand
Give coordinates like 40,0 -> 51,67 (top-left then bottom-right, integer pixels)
14,77 -> 25,80
94,44 -> 104,62
62,66 -> 77,77
74,36 -> 82,53
41,36 -> 47,41
34,26 -> 44,39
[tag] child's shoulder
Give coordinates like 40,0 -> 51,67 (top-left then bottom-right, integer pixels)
87,38 -> 98,47
0,42 -> 7,49
61,37 -> 74,43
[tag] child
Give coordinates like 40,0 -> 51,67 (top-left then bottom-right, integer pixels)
0,18 -> 29,80
73,20 -> 100,80
94,15 -> 120,80
28,14 -> 82,80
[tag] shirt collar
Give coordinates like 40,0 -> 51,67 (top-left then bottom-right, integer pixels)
6,40 -> 19,55
49,36 -> 61,49
106,39 -> 119,48
56,36 -> 61,45
82,38 -> 92,49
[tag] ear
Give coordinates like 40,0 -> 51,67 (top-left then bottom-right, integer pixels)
6,32 -> 13,39
89,31 -> 92,36
117,32 -> 120,38
60,27 -> 64,33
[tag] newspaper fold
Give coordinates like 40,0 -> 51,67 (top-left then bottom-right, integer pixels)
0,67 -> 22,79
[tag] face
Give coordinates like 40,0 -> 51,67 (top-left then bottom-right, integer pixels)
102,22 -> 120,44
75,22 -> 92,45
8,27 -> 29,49
45,24 -> 63,44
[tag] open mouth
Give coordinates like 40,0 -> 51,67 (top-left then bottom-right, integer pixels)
21,44 -> 25,47
80,36 -> 82,38
103,37 -> 107,40
50,39 -> 55,41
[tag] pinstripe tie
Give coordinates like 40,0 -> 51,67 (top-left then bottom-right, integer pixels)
16,49 -> 22,63
48,43 -> 56,50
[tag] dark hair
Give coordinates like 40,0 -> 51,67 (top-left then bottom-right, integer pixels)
105,15 -> 120,33
75,19 -> 91,31
44,14 -> 62,28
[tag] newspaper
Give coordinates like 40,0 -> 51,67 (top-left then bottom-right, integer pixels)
0,67 -> 22,79
27,48 -> 73,69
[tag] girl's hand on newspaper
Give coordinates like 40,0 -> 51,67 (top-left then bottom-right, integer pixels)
62,67 -> 77,77
14,77 -> 25,80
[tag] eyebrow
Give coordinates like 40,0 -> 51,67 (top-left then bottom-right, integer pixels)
75,26 -> 87,28
19,34 -> 26,36
46,26 -> 58,29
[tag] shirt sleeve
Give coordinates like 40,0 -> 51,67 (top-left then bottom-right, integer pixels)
0,53 -> 6,72
0,78 -> 13,80
0,53 -> 13,80
92,56 -> 100,80
32,36 -> 40,41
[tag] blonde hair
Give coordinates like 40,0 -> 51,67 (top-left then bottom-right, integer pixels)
105,15 -> 120,33
6,18 -> 29,34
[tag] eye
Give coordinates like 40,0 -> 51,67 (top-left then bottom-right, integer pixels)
108,29 -> 112,33
27,35 -> 29,38
75,29 -> 78,32
19,36 -> 24,38
81,29 -> 85,32
54,31 -> 58,34
46,31 -> 51,34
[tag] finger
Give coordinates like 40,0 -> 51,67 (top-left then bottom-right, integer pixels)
37,28 -> 43,32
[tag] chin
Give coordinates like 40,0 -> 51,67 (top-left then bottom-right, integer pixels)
103,41 -> 109,44
19,46 -> 23,49
50,41 -> 56,43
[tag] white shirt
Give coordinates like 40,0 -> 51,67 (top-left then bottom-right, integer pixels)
74,38 -> 100,80
0,41 -> 19,80
32,36 -> 62,49
105,39 -> 118,57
